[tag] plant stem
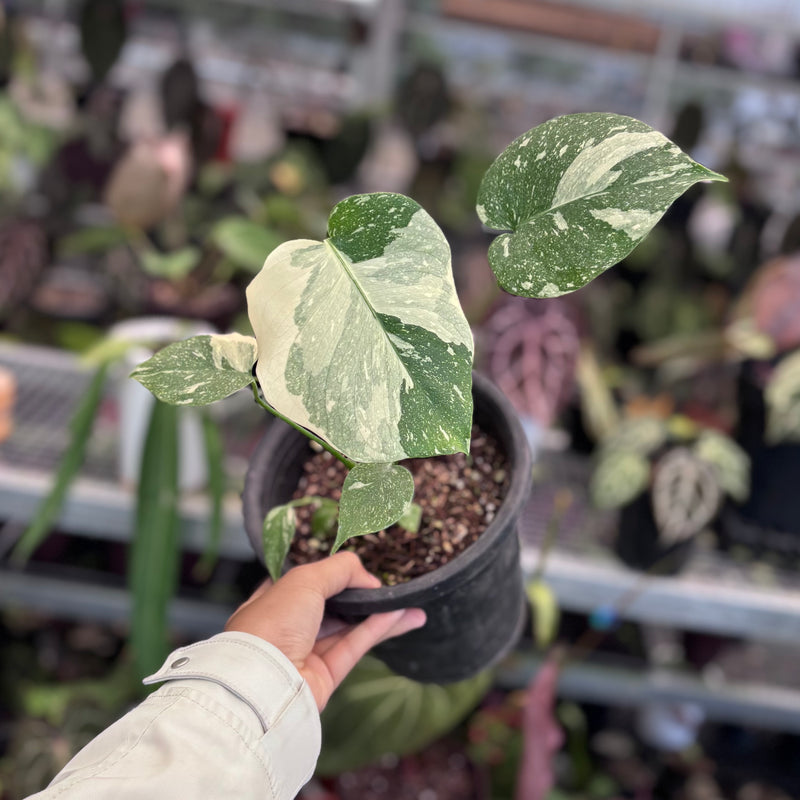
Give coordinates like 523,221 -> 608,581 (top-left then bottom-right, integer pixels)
249,383 -> 355,469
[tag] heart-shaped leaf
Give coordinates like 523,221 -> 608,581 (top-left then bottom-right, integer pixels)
334,462 -> 415,551
247,192 -> 474,463
262,502 -> 297,582
652,448 -> 721,544
131,333 -> 257,406
477,112 -> 726,298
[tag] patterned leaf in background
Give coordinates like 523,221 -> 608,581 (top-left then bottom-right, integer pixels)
334,462 -> 415,550
132,333 -> 257,406
317,656 -> 491,776
247,192 -> 473,463
477,112 -> 726,298
590,449 -> 650,510
602,416 -> 668,457
693,429 -> 750,502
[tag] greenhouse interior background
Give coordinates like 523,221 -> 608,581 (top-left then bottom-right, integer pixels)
3,0 -> 800,798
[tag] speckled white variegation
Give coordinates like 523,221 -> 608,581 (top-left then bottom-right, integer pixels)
247,193 -> 474,464
477,112 -> 727,298
131,333 -> 257,406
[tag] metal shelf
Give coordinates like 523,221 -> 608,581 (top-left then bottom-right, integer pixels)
497,650 -> 800,735
3,342 -> 800,732
4,342 -> 800,643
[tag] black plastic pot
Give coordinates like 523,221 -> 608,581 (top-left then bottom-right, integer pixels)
614,492 -> 696,575
242,372 -> 532,684
724,360 -> 800,549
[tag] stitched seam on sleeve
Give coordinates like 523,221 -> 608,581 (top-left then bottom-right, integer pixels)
45,695 -> 183,798
176,637 -> 297,685
150,672 -> 272,732
45,692 -> 278,800
163,692 -> 277,798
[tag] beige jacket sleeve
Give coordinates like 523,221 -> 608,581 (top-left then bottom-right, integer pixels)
27,632 -> 322,800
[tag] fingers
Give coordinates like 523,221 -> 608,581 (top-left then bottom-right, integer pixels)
283,551 -> 381,599
318,608 -> 426,687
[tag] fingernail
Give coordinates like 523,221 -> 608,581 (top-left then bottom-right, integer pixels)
366,574 -> 382,588
405,608 -> 427,629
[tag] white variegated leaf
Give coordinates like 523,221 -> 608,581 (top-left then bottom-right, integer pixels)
131,333 -> 257,406
477,113 -> 726,298
652,448 -> 721,544
334,462 -> 415,551
247,192 -> 474,463
766,351 -> 800,444
590,449 -> 650,510
693,430 -> 750,502
601,416 -> 668,458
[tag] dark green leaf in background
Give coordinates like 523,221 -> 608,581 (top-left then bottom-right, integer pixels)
129,400 -> 180,678
11,364 -> 109,563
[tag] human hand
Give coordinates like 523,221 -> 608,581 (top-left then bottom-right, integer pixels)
225,552 -> 426,710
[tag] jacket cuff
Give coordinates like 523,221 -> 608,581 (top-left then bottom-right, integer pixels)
143,631 -> 320,738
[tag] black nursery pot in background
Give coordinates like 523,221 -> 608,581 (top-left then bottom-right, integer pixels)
723,360 -> 800,553
614,492 -> 696,575
242,372 -> 533,684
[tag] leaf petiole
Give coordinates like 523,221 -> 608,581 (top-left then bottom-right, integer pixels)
249,382 -> 355,468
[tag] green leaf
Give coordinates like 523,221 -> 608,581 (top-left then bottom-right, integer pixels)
210,216 -> 284,273
590,450 -> 650,510
58,226 -> 128,257
397,501 -> 422,534
129,400 -> 180,678
311,498 -> 339,539
334,462 -> 415,551
12,364 -> 109,563
262,503 -> 297,582
477,112 -> 726,298
526,579 -> 560,650
317,656 -> 491,776
693,430 -> 750,503
247,192 -> 474,463
81,336 -> 135,367
140,247 -> 201,280
131,333 -> 257,406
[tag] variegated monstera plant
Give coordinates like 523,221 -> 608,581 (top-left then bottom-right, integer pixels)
133,112 -> 725,580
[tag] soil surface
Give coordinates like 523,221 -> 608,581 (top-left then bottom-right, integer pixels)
289,426 -> 510,585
